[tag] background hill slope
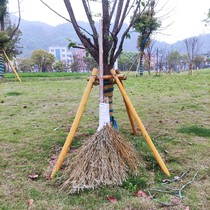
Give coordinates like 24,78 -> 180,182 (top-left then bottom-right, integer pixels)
12,16 -> 210,57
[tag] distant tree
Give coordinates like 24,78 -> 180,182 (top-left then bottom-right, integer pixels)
118,52 -> 138,72
166,49 -> 181,74
17,58 -> 33,72
157,48 -> 167,74
194,55 -> 204,69
0,0 -> 21,79
180,54 -> 188,71
144,40 -> 156,75
70,53 -> 84,72
133,0 -> 161,76
31,49 -> 55,72
53,60 -> 65,72
184,37 -> 201,75
0,0 -> 21,56
206,57 -> 210,64
3,18 -> 22,58
84,55 -> 98,72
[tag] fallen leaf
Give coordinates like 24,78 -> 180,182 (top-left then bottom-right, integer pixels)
27,198 -> 34,207
67,111 -> 73,115
135,190 -> 150,199
107,196 -> 118,203
28,174 -> 39,180
171,196 -> 182,205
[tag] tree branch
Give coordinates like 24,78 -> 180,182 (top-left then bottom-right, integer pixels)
2,0 -> 21,44
64,0 -> 98,61
81,0 -> 98,48
112,0 -> 124,34
40,0 -> 93,38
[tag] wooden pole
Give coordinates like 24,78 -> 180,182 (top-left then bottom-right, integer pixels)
115,71 -> 137,135
87,74 -> 126,82
2,49 -> 21,82
99,19 -> 104,103
111,69 -> 170,176
121,80 -> 138,135
50,68 -> 98,179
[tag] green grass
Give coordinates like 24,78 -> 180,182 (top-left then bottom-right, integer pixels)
4,71 -> 90,80
0,69 -> 210,209
177,125 -> 210,138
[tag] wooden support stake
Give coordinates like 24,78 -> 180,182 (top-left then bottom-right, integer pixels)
120,80 -> 137,135
99,19 -> 104,103
87,74 -> 126,82
50,68 -> 98,179
2,49 -> 21,82
111,69 -> 170,176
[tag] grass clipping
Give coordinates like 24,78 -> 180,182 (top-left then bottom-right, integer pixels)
59,125 -> 140,194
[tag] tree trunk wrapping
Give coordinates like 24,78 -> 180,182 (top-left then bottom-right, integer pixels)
0,54 -> 5,79
103,79 -> 118,129
138,52 -> 144,76
103,80 -> 114,117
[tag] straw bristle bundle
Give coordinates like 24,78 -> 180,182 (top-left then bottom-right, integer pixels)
59,125 -> 140,193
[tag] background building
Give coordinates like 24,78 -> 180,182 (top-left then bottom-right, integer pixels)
49,46 -> 73,64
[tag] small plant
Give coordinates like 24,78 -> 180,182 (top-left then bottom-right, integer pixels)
96,186 -> 123,203
122,176 -> 148,192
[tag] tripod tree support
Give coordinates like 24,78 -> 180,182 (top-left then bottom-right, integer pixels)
116,71 -> 137,135
110,69 -> 170,176
2,49 -> 21,82
50,68 -> 98,179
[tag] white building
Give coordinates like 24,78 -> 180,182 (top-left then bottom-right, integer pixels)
49,46 -> 73,64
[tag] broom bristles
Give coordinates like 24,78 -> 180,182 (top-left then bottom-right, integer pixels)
59,125 -> 141,193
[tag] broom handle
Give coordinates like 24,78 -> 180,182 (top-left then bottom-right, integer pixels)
99,19 -> 104,103
111,69 -> 170,177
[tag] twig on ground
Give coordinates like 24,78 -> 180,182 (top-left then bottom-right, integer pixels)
147,170 -> 199,207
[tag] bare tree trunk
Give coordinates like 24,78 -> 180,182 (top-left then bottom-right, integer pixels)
188,62 -> 193,75
147,60 -> 151,75
168,68 -> 173,75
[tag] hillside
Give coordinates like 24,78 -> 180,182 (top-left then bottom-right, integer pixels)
11,16 -> 210,58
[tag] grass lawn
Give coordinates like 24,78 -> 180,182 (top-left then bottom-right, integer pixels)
0,69 -> 209,209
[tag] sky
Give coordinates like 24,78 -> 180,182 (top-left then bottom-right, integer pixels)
8,0 -> 210,44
